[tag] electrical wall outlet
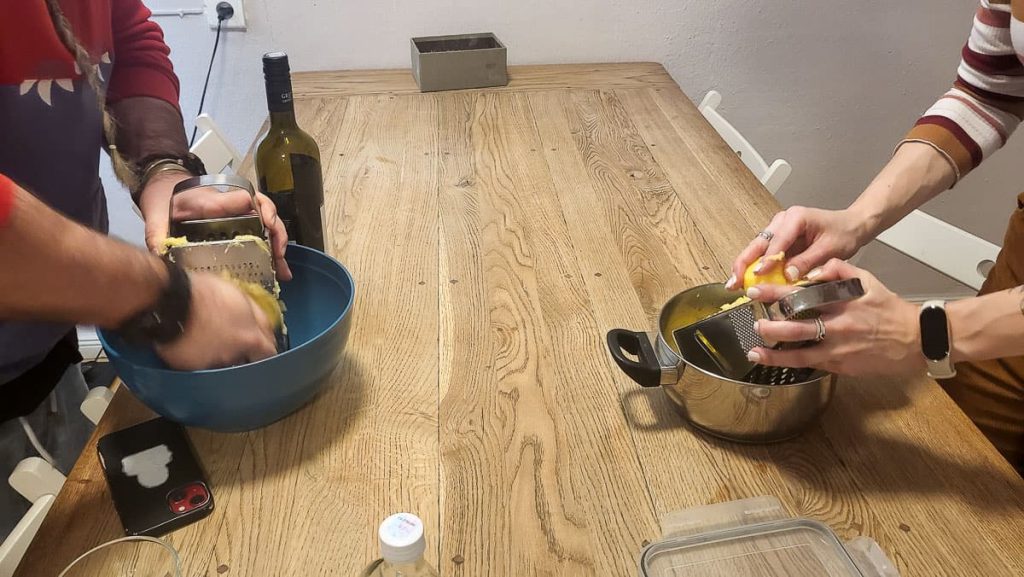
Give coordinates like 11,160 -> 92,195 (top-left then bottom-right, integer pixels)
205,0 -> 246,31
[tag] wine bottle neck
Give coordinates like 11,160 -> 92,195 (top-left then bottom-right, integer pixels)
264,72 -> 296,116
268,110 -> 298,129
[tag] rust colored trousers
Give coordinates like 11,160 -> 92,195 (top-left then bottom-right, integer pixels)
940,193 -> 1024,474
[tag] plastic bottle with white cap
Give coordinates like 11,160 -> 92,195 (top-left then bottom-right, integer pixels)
366,513 -> 439,577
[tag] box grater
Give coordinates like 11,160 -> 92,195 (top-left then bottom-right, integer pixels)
673,279 -> 864,384
164,174 -> 287,351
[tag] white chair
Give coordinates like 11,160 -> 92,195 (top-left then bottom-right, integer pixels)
0,458 -> 66,577
698,90 -> 792,195
1,377 -> 112,574
190,113 -> 242,174
876,210 -> 999,291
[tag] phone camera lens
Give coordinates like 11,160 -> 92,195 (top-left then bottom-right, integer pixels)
190,494 -> 206,506
169,490 -> 186,502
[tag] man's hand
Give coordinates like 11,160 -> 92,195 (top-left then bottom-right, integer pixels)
138,171 -> 292,281
155,272 -> 278,370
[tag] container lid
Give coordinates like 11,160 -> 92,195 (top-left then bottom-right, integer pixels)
640,518 -> 865,577
378,513 -> 426,564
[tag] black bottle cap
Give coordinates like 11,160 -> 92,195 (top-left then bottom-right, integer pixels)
263,52 -> 291,80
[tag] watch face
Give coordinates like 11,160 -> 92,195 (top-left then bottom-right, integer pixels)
921,306 -> 950,361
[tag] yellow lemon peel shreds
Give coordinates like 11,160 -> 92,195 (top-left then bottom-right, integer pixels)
162,234 -> 284,331
719,295 -> 752,311
160,236 -> 189,256
229,234 -> 273,256
222,273 -> 284,330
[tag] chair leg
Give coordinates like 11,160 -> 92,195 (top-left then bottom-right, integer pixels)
0,495 -> 56,577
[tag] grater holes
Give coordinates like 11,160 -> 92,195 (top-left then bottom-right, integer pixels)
744,365 -> 816,385
728,307 -> 765,353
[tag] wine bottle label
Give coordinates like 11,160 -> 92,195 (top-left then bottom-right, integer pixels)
265,80 -> 294,113
259,153 -> 325,252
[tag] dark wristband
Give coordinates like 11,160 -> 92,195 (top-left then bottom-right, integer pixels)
115,260 -> 193,345
132,153 -> 208,200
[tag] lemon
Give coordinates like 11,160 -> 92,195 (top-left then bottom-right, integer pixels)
743,252 -> 791,290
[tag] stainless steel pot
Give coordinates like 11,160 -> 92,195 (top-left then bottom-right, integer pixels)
607,283 -> 837,443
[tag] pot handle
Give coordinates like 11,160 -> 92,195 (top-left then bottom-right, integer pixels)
607,329 -> 663,388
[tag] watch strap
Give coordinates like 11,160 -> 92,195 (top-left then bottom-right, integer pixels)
115,260 -> 192,345
921,300 -> 957,379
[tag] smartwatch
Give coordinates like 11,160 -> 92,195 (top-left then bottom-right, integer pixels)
920,300 -> 956,379
116,261 -> 193,344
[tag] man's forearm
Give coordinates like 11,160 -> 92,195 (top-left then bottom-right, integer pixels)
847,142 -> 957,245
0,180 -> 167,328
948,287 -> 1024,365
109,96 -> 188,163
111,97 -> 193,245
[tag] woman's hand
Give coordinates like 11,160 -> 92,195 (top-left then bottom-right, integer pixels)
138,171 -> 292,281
727,206 -> 871,290
745,259 -> 925,377
155,272 -> 278,370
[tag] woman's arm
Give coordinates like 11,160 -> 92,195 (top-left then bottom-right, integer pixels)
732,1 -> 1024,283
949,286 -> 1024,364
853,0 -> 1024,235
845,143 -> 956,244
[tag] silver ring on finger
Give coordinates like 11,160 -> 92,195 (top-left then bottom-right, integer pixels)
757,230 -> 774,242
813,317 -> 826,343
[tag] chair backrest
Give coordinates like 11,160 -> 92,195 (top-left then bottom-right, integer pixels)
698,90 -> 792,195
876,209 -> 1000,291
190,113 -> 243,175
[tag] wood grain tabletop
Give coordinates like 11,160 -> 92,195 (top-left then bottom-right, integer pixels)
16,62 -> 1024,577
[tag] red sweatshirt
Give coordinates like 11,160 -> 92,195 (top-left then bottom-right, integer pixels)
0,0 -> 183,382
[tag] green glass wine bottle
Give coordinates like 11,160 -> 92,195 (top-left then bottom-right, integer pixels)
256,52 -> 326,251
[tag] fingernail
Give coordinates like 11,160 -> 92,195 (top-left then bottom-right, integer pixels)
746,287 -> 762,300
753,319 -> 761,335
785,266 -> 800,281
753,259 -> 765,274
747,350 -> 762,363
725,274 -> 737,289
806,266 -> 824,280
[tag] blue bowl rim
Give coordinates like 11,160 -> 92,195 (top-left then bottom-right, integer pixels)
99,245 -> 355,376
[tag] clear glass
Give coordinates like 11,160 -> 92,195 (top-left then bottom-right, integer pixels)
57,536 -> 181,577
364,557 -> 440,577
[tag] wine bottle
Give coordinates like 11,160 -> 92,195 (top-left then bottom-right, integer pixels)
255,52 -> 326,251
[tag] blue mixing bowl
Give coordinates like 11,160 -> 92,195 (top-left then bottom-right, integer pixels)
100,245 -> 355,432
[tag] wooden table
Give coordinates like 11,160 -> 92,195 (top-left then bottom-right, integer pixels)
17,63 -> 1024,576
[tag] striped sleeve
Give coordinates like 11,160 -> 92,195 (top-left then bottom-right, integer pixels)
899,0 -> 1024,182
0,173 -> 13,227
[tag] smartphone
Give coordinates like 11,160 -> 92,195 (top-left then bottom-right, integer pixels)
97,417 -> 214,537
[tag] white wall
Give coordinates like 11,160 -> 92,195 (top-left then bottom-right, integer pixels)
107,0 -> 1011,298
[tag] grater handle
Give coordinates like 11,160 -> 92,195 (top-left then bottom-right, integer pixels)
768,278 -> 865,320
169,174 -> 266,237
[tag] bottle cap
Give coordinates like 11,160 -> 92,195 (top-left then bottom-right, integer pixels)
262,52 -> 291,79
378,513 -> 426,564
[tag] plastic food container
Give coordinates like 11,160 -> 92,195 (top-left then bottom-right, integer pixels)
640,497 -> 899,577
